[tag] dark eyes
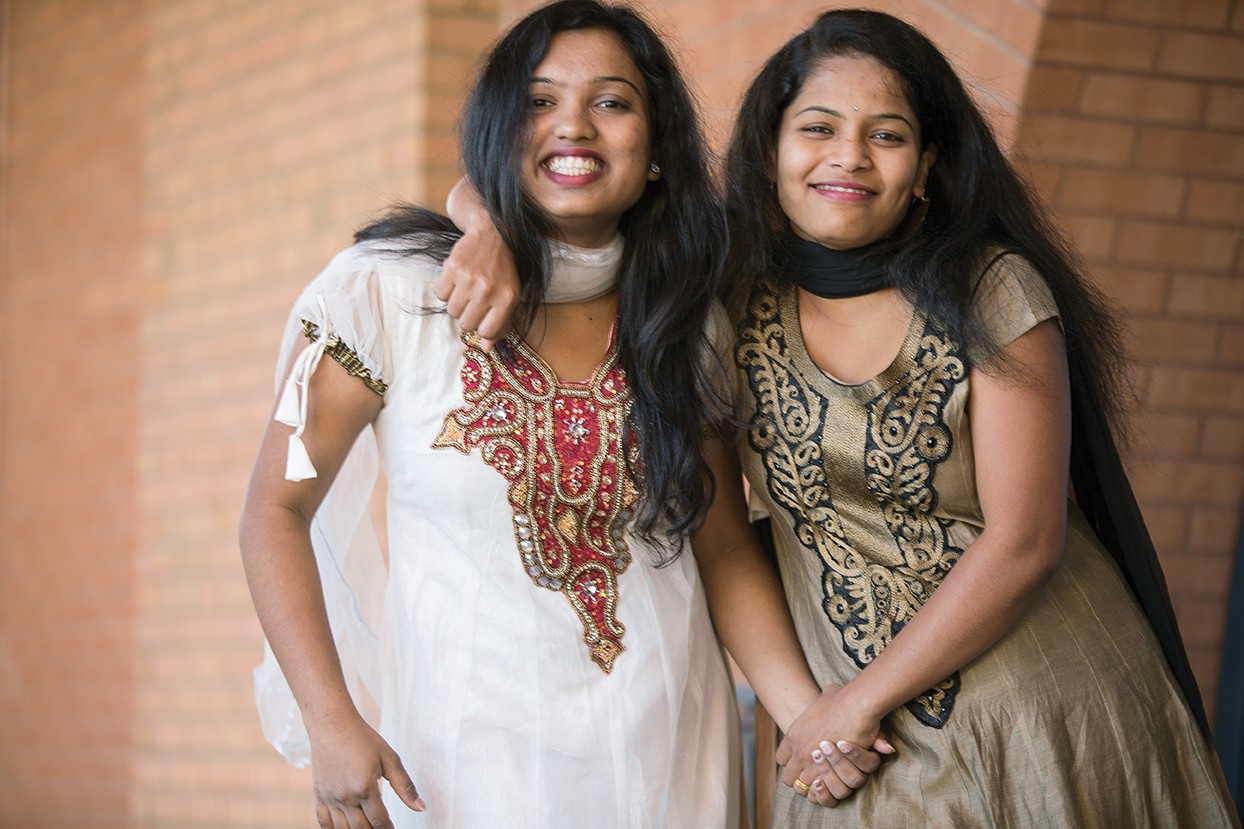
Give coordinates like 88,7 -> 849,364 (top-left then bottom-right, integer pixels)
528,96 -> 632,111
798,124 -> 907,143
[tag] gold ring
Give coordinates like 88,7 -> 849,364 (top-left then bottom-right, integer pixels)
793,778 -> 811,794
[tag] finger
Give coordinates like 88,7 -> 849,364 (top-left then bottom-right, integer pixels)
343,801 -> 379,829
381,749 -> 426,813
433,269 -> 455,303
834,738 -> 881,774
476,306 -> 514,345
327,804 -> 352,829
819,740 -> 867,787
816,768 -> 853,801
873,736 -> 896,755
316,801 -> 333,829
456,305 -> 486,336
444,289 -> 469,322
357,794 -> 394,829
774,739 -> 792,767
808,778 -> 839,808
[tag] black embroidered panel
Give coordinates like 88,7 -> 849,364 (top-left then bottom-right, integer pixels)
736,282 -> 966,728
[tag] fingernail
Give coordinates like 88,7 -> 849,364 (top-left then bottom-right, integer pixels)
819,740 -> 834,755
811,748 -> 825,764
414,797 -> 427,812
837,740 -> 852,753
880,738 -> 895,752
811,780 -> 825,792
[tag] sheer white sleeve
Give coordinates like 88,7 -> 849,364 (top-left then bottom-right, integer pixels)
254,245 -> 394,767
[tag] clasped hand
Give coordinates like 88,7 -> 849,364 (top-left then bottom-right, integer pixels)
776,683 -> 894,808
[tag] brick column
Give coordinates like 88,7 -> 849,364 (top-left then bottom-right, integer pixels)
1015,0 -> 1244,721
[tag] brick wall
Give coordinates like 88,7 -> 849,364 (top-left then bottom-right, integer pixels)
0,1 -> 144,827
1,1 -> 1239,827
1014,0 -> 1244,725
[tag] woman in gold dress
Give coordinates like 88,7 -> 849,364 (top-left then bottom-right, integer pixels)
723,9 -> 1238,827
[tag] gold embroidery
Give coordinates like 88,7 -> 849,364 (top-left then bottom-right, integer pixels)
301,320 -> 388,397
737,281 -> 965,727
433,334 -> 639,673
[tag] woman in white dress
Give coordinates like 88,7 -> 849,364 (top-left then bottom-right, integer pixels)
237,2 -> 759,827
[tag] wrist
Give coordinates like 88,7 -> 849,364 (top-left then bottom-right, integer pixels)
769,680 -> 821,734
834,676 -> 889,725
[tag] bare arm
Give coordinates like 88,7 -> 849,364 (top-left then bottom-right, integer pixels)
438,178 -> 521,349
692,437 -> 890,806
240,357 -> 424,828
782,320 -> 1070,754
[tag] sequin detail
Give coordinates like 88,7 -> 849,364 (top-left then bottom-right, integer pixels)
432,334 -> 639,673
301,319 -> 387,397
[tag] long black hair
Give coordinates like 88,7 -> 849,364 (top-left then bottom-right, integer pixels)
724,8 -> 1130,440
356,0 -> 727,557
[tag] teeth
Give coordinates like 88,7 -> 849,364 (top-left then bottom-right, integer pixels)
545,156 -> 603,176
816,184 -> 869,195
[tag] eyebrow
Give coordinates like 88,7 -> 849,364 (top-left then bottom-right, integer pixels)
530,75 -> 645,98
795,105 -> 915,130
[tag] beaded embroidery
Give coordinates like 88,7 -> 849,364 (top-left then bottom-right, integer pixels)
432,333 -> 639,673
301,319 -> 388,397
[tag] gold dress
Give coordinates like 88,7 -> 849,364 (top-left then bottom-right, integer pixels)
735,254 -> 1238,828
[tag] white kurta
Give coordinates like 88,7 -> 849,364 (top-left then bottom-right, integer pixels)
255,238 -> 741,829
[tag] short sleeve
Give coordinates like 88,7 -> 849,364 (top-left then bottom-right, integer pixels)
272,244 -> 395,481
966,251 -> 1061,365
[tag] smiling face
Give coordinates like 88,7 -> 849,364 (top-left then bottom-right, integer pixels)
520,28 -> 658,248
775,54 -> 936,250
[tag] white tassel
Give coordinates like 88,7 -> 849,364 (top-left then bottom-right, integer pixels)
279,297 -> 331,482
285,434 -> 317,482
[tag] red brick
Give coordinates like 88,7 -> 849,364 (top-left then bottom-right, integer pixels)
1206,85 -> 1244,130
1221,325 -> 1244,365
1136,126 -> 1244,176
1185,179 -> 1244,225
1172,596 -> 1230,648
1146,367 -> 1244,413
1059,214 -> 1116,260
1016,113 -> 1137,165
1023,65 -> 1083,112
1202,416 -> 1244,457
1188,508 -> 1242,553
1136,502 -> 1190,547
1001,2 -> 1045,55
1157,31 -> 1244,82
1037,17 -> 1160,70
1016,159 -> 1064,204
1074,0 -> 1232,28
1167,274 -> 1244,318
1090,266 -> 1168,313
1114,221 -> 1238,269
1058,169 -> 1185,217
1128,318 -> 1218,362
1077,72 -> 1206,125
1136,412 -> 1202,454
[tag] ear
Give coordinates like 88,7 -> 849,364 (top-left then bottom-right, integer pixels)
913,143 -> 937,198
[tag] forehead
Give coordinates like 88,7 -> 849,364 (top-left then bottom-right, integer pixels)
788,54 -> 912,113
532,28 -> 647,95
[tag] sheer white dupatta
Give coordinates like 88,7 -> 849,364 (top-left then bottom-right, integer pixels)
252,250 -> 391,767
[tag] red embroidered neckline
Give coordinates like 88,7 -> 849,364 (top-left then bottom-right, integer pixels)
433,332 -> 639,673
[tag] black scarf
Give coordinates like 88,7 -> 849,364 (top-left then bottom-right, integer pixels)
782,233 -> 892,298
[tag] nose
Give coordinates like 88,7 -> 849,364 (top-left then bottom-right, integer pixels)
554,103 -> 596,142
827,134 -> 870,172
